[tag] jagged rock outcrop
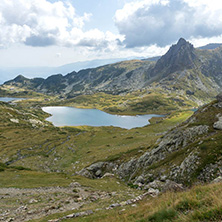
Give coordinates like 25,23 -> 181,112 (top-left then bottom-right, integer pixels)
150,38 -> 197,79
79,99 -> 222,190
117,125 -> 209,183
78,162 -> 117,179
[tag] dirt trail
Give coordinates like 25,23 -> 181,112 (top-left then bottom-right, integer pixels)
0,183 -> 109,222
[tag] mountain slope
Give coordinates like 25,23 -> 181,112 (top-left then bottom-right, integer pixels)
2,38 -> 222,105
79,94 -> 222,190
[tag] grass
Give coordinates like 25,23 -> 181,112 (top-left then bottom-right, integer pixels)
0,170 -> 72,188
49,91 -> 196,116
29,182 -> 222,222
0,99 -> 194,174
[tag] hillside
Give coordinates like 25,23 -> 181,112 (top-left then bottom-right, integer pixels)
1,38 -> 222,221
2,38 -> 222,106
1,92 -> 222,221
79,94 -> 222,190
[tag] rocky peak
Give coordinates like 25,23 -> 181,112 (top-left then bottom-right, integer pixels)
4,74 -> 28,85
151,38 -> 197,78
14,75 -> 28,82
168,38 -> 194,56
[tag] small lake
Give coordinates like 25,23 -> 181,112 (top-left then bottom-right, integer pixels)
0,97 -> 26,102
42,106 -> 163,129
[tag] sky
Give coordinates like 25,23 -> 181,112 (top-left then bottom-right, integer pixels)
0,0 -> 222,68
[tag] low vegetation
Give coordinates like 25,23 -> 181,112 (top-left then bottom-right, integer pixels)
0,88 -> 220,222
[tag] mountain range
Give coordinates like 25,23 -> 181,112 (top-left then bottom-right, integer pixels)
2,38 -> 222,221
3,38 -> 222,105
0,57 -> 147,84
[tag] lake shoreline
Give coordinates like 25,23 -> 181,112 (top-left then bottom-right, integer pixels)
42,106 -> 164,129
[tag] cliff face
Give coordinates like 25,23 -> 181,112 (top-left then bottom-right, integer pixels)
150,38 -> 197,79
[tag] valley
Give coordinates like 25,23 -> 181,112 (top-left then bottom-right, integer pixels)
1,38 -> 222,221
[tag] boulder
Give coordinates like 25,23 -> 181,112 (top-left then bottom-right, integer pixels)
213,114 -> 222,130
162,180 -> 184,192
144,180 -> 183,192
212,176 -> 222,183
78,162 -> 117,178
147,188 -> 160,197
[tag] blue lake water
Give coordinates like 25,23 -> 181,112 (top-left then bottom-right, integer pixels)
0,97 -> 26,102
42,106 -> 163,129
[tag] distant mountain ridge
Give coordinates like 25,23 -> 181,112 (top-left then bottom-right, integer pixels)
0,57 -> 147,84
3,38 -> 222,103
198,43 -> 222,50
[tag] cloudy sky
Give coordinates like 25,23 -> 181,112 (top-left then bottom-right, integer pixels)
0,0 -> 222,68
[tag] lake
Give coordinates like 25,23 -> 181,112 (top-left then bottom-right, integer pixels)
42,106 -> 163,129
0,97 -> 26,102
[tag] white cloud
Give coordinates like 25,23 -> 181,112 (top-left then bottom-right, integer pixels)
115,0 -> 222,47
0,0 -> 121,50
56,52 -> 62,58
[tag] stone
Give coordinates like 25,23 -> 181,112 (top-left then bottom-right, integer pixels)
186,90 -> 194,95
160,175 -> 167,182
95,170 -> 102,177
144,180 -> 163,190
29,199 -> 38,204
213,116 -> 222,130
162,180 -> 184,192
79,162 -> 117,178
147,188 -> 160,197
101,173 -> 114,178
212,176 -> 222,183
10,119 -> 19,123
109,203 -> 121,208
135,175 -> 145,184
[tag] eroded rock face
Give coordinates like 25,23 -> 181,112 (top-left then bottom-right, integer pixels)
80,123 -> 209,190
78,162 -> 117,179
117,125 -> 209,182
170,151 -> 200,182
144,180 -> 184,192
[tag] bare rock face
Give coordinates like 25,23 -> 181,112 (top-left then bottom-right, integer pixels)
213,114 -> 222,130
144,180 -> 183,192
78,162 -> 117,179
151,38 -> 197,79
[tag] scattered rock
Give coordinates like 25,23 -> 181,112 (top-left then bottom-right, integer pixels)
162,180 -> 184,192
145,180 -> 183,192
29,119 -> 43,126
64,210 -> 93,219
79,162 -> 117,179
29,199 -> 38,204
6,218 -> 14,222
10,119 -> 19,123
